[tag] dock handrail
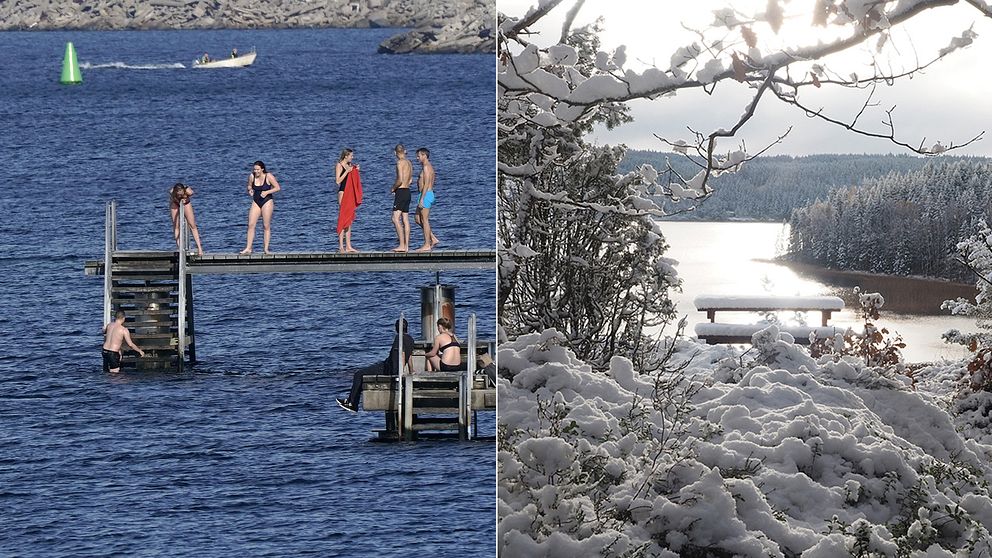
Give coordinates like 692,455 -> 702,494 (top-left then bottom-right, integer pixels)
103,200 -> 117,326
177,206 -> 188,371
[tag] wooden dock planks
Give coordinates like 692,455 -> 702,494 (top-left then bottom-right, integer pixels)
86,250 -> 497,275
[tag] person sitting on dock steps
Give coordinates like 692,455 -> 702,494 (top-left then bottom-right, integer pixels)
390,144 -> 413,252
425,317 -> 463,372
102,310 -> 144,373
169,183 -> 204,256
414,147 -> 439,252
335,148 -> 362,253
337,318 -> 415,412
240,160 -> 281,255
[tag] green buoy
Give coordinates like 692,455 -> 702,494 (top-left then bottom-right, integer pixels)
60,42 -> 82,85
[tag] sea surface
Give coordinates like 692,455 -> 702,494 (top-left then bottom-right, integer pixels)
0,29 -> 495,557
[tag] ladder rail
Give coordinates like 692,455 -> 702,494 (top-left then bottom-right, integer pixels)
397,311 -> 405,440
177,205 -> 188,371
103,200 -> 116,326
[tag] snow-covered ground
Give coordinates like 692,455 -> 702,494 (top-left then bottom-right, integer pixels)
498,327 -> 992,557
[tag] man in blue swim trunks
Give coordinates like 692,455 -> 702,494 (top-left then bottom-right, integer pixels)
414,147 -> 440,252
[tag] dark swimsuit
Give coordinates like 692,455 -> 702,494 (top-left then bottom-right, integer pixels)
437,340 -> 463,372
393,188 -> 411,212
102,349 -> 122,372
337,166 -> 349,193
252,174 -> 272,208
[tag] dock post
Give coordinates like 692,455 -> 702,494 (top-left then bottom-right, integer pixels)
102,200 -> 116,326
460,313 -> 477,441
177,208 -> 188,372
402,375 -> 415,441
186,273 -> 196,364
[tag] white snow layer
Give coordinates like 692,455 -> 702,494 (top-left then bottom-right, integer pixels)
695,295 -> 846,311
498,329 -> 992,557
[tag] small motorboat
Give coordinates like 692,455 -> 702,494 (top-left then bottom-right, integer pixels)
192,50 -> 256,69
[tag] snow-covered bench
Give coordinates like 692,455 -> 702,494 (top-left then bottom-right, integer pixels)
693,295 -> 845,345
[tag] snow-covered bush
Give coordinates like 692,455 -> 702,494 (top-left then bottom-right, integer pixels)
811,288 -> 905,368
499,333 -> 992,557
943,219 -> 992,392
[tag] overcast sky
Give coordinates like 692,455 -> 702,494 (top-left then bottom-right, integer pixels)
500,1 -> 992,156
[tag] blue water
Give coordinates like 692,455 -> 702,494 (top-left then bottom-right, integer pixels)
0,29 -> 495,557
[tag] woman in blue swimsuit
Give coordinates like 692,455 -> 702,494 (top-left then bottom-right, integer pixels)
240,160 -> 281,254
425,317 -> 463,372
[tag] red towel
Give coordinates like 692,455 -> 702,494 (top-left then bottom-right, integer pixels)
337,168 -> 363,234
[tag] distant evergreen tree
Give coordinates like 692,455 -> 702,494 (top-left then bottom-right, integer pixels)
786,160 -> 992,281
619,152 -> 949,221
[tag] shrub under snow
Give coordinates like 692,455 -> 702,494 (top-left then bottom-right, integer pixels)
498,329 -> 992,557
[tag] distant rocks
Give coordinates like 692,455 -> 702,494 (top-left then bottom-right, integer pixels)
1,0 -> 495,54
378,0 -> 494,54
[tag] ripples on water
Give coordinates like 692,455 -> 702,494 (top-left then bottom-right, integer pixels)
1,28 -> 495,557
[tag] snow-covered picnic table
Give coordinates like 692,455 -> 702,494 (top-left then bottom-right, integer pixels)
693,295 -> 845,345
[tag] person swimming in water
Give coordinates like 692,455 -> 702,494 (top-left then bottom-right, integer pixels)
169,183 -> 204,256
102,310 -> 144,373
240,160 -> 281,254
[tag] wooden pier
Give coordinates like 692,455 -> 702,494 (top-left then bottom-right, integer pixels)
362,314 -> 496,441
86,201 -> 496,441
85,200 -> 497,372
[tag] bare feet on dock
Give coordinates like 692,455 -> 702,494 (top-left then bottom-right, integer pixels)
391,246 -> 408,253
239,249 -> 252,255
431,238 -> 440,249
414,245 -> 432,252
346,248 -> 359,253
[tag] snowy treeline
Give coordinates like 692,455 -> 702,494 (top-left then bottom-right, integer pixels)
620,152 -> 941,222
786,160 -> 992,282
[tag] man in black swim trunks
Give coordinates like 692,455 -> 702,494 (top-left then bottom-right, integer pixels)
337,318 -> 415,412
102,310 -> 144,373
390,144 -> 413,252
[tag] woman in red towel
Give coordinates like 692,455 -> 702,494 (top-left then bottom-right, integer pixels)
335,149 -> 362,253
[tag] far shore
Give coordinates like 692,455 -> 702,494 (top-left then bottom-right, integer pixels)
760,258 -> 975,315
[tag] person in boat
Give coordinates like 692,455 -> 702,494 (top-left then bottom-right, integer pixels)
240,160 -> 281,255
335,148 -> 362,253
231,48 -> 238,58
169,183 -> 204,256
414,147 -> 439,252
337,318 -> 415,412
102,310 -> 144,373
425,317 -> 463,372
390,144 -> 413,252
201,53 -> 210,64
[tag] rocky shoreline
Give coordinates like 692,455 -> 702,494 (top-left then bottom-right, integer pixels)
0,0 -> 495,54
